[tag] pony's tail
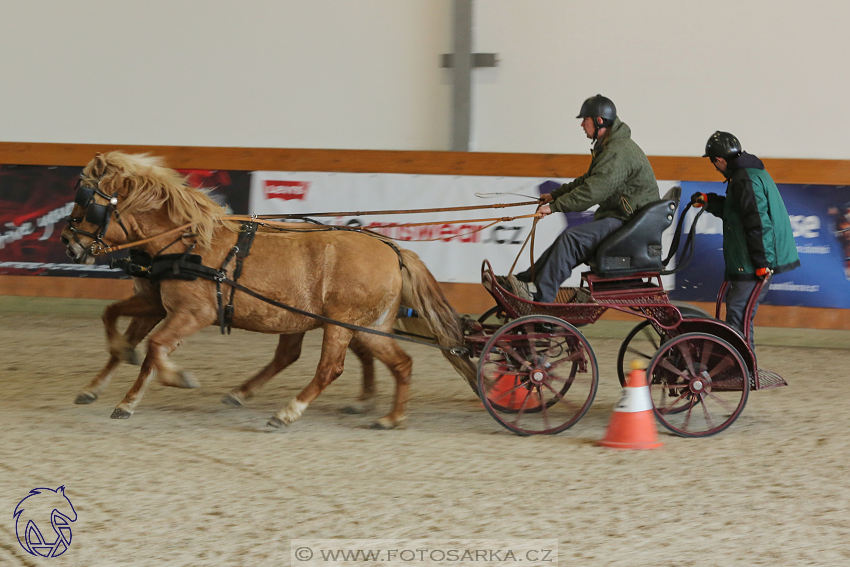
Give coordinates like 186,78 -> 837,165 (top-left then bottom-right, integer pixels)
397,249 -> 478,394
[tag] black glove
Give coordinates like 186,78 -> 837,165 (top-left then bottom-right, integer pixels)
690,192 -> 707,208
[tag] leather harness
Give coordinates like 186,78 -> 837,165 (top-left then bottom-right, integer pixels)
110,222 -> 460,353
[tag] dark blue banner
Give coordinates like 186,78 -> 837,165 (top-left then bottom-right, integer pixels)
671,182 -> 850,308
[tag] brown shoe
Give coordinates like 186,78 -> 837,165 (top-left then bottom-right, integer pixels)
506,275 -> 535,301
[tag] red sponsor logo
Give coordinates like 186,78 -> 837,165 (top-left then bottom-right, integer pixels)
264,180 -> 310,201
360,222 -> 483,243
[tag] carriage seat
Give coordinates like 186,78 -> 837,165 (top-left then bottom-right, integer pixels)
587,197 -> 678,278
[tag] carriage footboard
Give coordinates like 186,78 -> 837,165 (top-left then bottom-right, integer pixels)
754,368 -> 788,390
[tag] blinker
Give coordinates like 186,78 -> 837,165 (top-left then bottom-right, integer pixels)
74,185 -> 95,207
85,203 -> 109,226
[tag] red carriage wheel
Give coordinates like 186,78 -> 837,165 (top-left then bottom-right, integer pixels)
477,315 -> 598,436
617,303 -> 713,387
646,332 -> 749,437
617,320 -> 664,387
477,305 -> 508,325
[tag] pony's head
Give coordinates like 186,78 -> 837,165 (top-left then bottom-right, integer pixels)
61,152 -> 135,263
13,486 -> 77,557
61,151 -> 232,263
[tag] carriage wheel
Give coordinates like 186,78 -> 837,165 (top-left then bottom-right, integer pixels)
617,320 -> 665,387
477,305 -> 509,325
646,332 -> 749,437
477,315 -> 598,436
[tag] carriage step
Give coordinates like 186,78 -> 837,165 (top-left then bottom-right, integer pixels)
754,368 -> 788,390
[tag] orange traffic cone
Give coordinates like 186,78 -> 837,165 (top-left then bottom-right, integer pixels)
597,361 -> 663,450
485,373 -> 540,410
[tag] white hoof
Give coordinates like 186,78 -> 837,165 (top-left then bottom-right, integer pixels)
274,399 -> 308,426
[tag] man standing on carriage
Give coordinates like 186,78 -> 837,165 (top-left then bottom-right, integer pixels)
505,94 -> 660,303
694,131 -> 800,345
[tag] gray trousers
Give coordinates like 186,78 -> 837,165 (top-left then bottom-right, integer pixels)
517,217 -> 624,303
726,279 -> 769,348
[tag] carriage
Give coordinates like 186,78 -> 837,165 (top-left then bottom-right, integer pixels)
62,152 -> 786,436
463,195 -> 787,438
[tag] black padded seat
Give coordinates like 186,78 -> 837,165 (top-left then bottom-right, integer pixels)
588,199 -> 678,278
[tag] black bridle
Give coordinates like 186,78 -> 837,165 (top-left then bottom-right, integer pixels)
65,176 -> 130,256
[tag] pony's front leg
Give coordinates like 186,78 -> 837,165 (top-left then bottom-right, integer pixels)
340,336 -> 377,414
104,294 -> 166,364
223,333 -> 305,406
110,356 -> 157,419
112,315 -> 163,365
75,356 -> 122,405
76,303 -> 164,405
111,311 -> 207,419
268,325 -> 352,428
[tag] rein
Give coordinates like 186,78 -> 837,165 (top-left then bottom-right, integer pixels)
660,202 -> 705,275
91,223 -> 195,255
225,213 -> 543,243
91,209 -> 543,255
220,276 -> 469,355
507,216 -> 540,278
253,200 -> 538,220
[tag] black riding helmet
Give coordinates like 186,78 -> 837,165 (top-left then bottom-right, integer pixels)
577,94 -> 616,140
703,131 -> 742,161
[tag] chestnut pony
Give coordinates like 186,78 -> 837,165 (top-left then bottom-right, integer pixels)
61,152 -> 475,429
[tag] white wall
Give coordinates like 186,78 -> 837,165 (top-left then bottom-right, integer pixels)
473,0 -> 850,159
0,0 -> 453,150
1,1 -> 848,158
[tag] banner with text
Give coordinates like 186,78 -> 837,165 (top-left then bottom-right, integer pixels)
671,182 -> 850,308
251,172 -> 672,285
4,161 -> 849,309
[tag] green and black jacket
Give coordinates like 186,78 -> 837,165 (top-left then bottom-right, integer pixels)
705,152 -> 801,280
549,117 -> 660,221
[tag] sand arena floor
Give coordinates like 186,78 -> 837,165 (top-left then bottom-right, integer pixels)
1,297 -> 849,566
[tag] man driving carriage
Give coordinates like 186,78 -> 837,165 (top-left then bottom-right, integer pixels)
504,94 -> 660,302
694,131 -> 800,345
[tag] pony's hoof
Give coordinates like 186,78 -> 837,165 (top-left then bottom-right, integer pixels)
370,417 -> 405,430
275,399 -> 306,426
110,407 -> 133,419
75,392 -> 98,405
341,399 -> 376,414
267,416 -> 285,428
222,393 -> 245,407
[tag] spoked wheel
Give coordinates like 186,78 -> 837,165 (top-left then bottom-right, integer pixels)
477,315 -> 599,436
477,305 -> 509,326
646,332 -> 749,437
617,320 -> 665,387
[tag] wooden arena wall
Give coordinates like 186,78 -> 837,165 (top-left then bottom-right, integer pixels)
2,142 -> 849,330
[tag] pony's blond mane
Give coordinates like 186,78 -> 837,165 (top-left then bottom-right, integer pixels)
83,151 -> 237,249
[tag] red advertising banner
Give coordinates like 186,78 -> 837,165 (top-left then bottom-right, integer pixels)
0,164 -> 251,277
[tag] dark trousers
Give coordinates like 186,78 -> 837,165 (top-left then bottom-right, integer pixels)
516,217 -> 624,302
726,279 -> 770,348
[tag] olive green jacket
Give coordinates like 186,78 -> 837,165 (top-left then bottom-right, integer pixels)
549,118 -> 659,221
